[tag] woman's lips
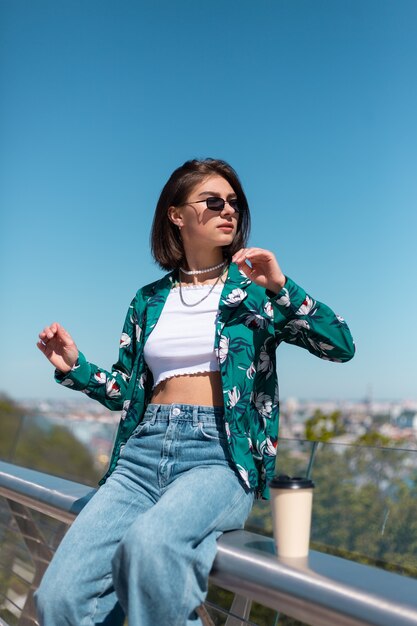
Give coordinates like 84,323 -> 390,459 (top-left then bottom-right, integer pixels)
218,224 -> 234,231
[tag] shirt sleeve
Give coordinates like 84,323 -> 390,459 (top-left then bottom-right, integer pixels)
267,276 -> 355,362
54,293 -> 140,410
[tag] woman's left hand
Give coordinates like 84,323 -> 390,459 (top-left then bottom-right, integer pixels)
231,248 -> 286,294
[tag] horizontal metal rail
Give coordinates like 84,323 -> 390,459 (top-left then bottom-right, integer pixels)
2,460 -> 417,626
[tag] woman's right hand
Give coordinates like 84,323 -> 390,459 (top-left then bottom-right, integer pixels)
37,323 -> 79,374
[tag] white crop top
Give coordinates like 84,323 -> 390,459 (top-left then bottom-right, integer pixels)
143,284 -> 223,388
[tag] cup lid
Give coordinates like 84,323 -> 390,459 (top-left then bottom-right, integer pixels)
268,474 -> 315,489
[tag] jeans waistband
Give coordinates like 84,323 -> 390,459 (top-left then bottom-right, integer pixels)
144,403 -> 225,427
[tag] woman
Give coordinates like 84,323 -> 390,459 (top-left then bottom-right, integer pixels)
35,158 -> 355,626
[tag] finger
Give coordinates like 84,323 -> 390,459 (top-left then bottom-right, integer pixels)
236,248 -> 268,268
232,248 -> 249,263
242,249 -> 272,261
40,323 -> 64,341
235,258 -> 252,272
39,326 -> 54,340
233,249 -> 252,266
57,324 -> 70,338
37,339 -> 54,355
56,325 -> 74,345
237,262 -> 253,279
50,322 -> 68,336
43,325 -> 58,340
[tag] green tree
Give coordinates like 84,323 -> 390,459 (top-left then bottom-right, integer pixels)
304,409 -> 346,442
355,431 -> 392,447
0,393 -> 28,460
14,423 -> 101,485
0,393 -> 101,485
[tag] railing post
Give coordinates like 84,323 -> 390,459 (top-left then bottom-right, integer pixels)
224,594 -> 252,625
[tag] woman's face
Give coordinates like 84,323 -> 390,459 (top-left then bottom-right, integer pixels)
171,175 -> 239,253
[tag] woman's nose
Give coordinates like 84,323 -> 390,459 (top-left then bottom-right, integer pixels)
221,201 -> 237,216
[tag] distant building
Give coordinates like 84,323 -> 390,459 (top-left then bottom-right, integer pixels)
396,410 -> 417,431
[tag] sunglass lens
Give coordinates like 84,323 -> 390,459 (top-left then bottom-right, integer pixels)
206,197 -> 225,210
229,200 -> 240,212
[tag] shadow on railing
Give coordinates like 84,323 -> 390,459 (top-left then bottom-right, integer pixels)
2,461 -> 417,626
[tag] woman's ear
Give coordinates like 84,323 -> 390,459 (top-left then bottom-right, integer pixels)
168,205 -> 183,229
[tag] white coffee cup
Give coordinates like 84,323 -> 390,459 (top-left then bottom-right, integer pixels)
269,475 -> 315,558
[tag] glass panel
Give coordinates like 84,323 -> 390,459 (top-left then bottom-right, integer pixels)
246,438 -> 417,577
0,500 -> 27,625
1,413 -> 119,486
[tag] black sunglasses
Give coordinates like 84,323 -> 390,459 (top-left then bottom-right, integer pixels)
185,197 -> 240,212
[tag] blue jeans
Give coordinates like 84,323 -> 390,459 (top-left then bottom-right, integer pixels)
35,403 -> 254,626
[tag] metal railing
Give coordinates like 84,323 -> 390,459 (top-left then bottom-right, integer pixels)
2,460 -> 417,626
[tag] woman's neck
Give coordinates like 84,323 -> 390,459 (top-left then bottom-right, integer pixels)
180,251 -> 226,285
182,251 -> 224,272
179,265 -> 228,286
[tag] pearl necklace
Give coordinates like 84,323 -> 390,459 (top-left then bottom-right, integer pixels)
179,260 -> 226,276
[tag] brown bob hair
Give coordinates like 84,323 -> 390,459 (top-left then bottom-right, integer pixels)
151,158 -> 251,270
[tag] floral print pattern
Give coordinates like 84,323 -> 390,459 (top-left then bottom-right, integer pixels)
94,371 -> 106,384
223,288 -> 247,307
55,263 -> 355,499
119,333 -> 131,348
216,335 -> 229,363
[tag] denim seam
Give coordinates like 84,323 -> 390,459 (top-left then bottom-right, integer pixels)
197,422 -> 227,441
203,484 -> 251,536
175,552 -> 200,626
174,485 -> 252,626
78,478 -> 156,625
82,572 -> 113,626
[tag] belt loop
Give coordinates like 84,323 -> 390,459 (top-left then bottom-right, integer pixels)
192,405 -> 199,427
146,403 -> 159,424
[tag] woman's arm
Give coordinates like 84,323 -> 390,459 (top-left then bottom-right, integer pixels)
267,276 -> 355,362
231,247 -> 355,362
37,294 -> 140,410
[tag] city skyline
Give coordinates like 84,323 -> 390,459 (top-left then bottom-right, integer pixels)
1,1 -> 417,401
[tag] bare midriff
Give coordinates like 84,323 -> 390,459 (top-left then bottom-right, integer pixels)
149,371 -> 224,407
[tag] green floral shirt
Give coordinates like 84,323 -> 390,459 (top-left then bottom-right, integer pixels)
56,263 -> 355,499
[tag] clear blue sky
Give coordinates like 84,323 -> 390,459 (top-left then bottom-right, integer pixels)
1,0 -> 416,402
